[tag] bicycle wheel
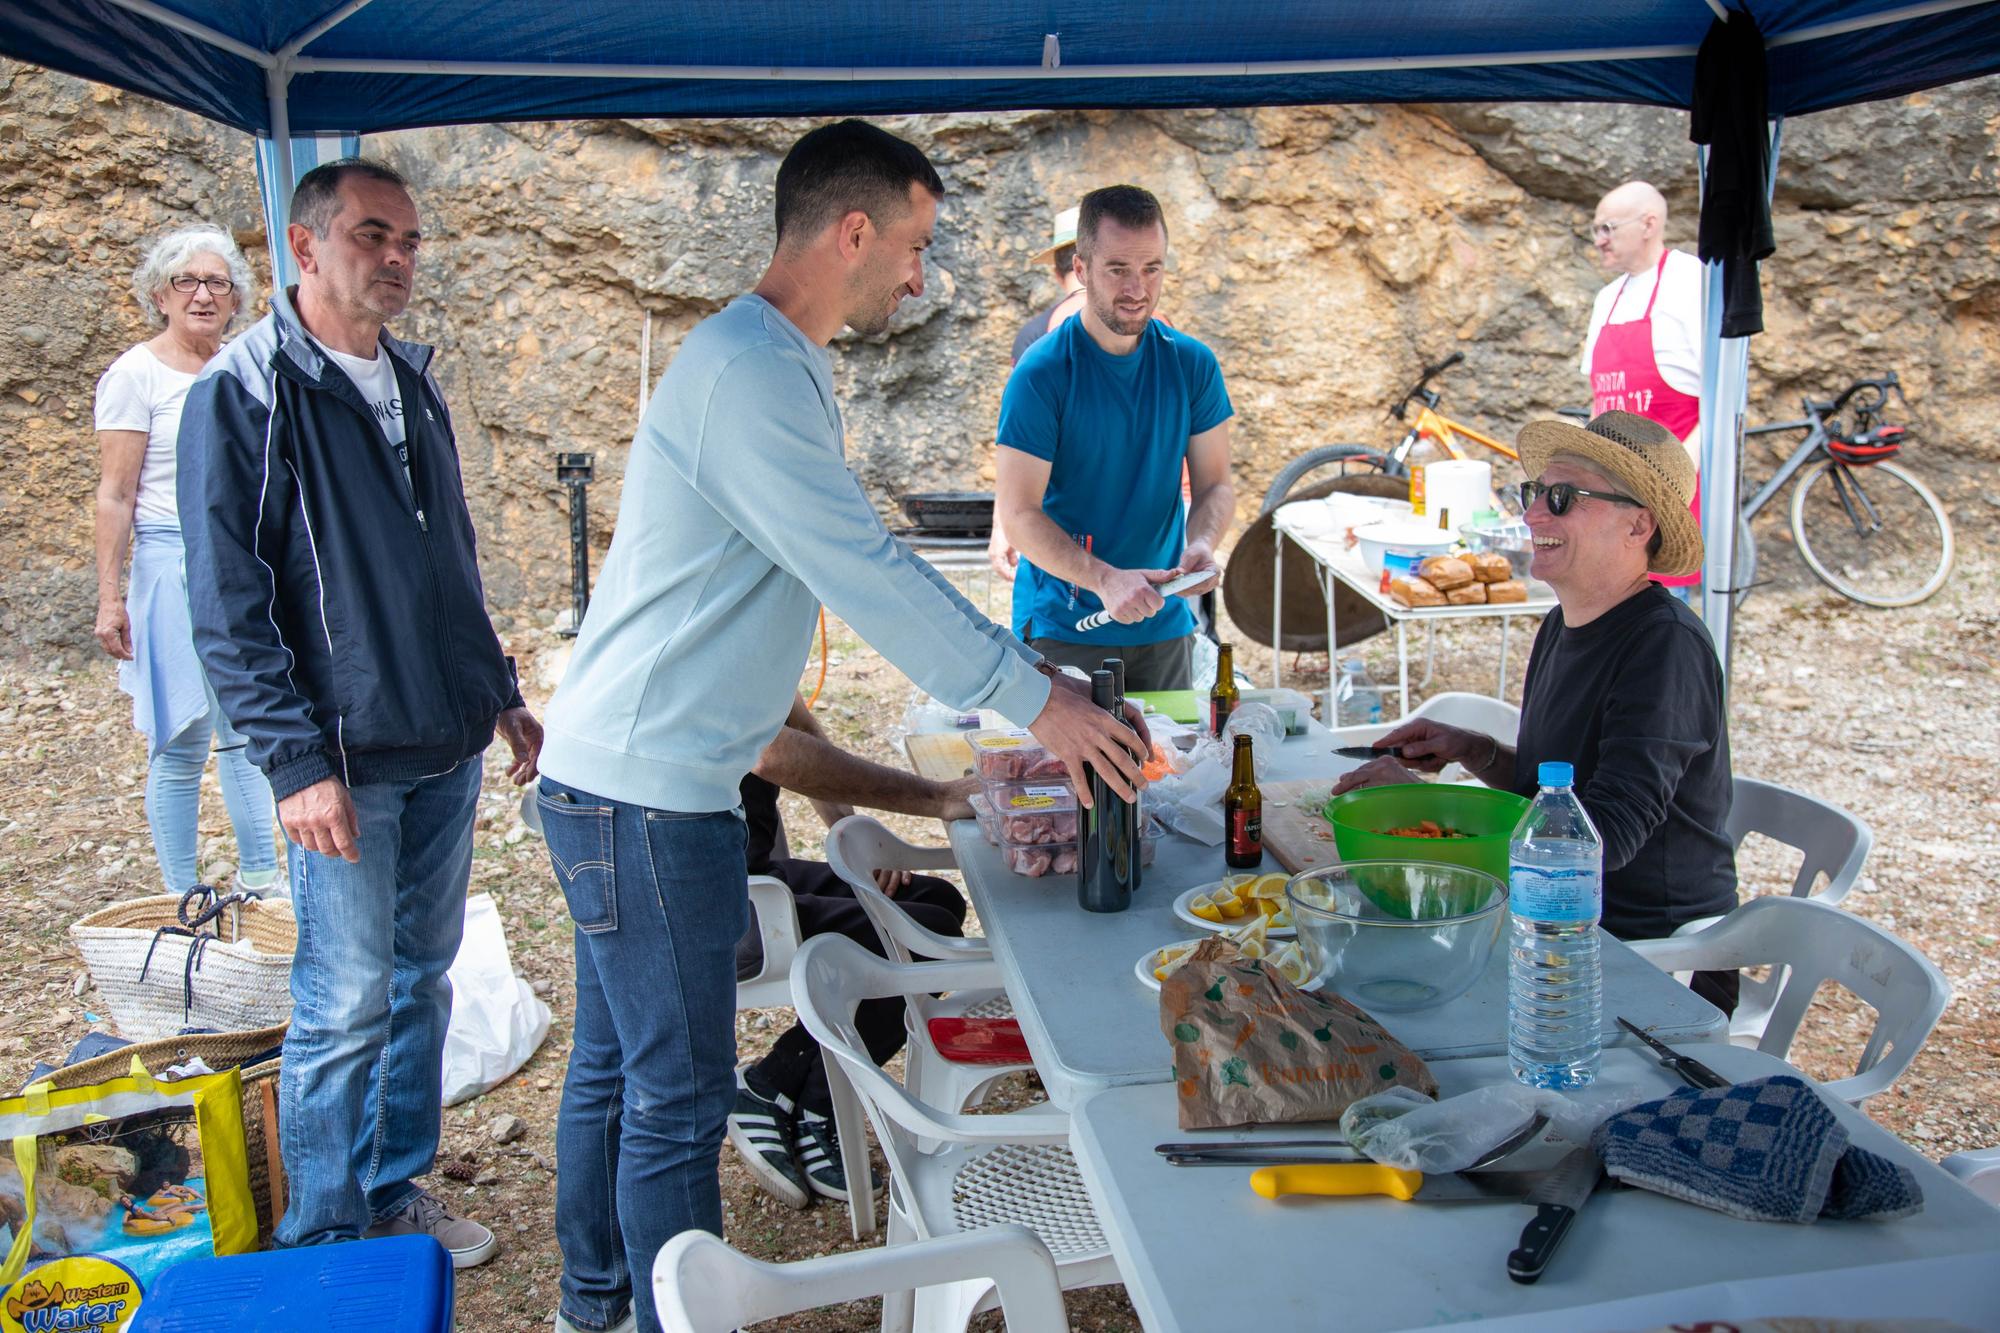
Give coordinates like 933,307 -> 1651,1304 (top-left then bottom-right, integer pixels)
1258,444 -> 1395,514
1789,458 -> 1954,607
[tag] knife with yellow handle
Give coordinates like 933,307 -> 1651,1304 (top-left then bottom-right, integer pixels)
1250,1162 -> 1548,1203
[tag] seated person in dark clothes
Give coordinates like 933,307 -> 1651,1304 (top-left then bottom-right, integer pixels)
1331,412 -> 1740,1013
726,691 -> 977,1209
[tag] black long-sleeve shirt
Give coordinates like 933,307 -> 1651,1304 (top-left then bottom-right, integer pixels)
1514,584 -> 1738,940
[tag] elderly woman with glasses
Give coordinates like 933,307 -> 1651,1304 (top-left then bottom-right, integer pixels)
1332,411 -> 1739,1010
93,223 -> 281,896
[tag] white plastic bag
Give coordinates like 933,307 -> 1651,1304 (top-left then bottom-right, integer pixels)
1146,704 -> 1284,844
442,893 -> 552,1106
1339,1081 -> 1655,1171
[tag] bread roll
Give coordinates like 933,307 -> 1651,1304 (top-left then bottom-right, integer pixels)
1445,582 -> 1488,605
1390,576 -> 1446,608
1417,555 -> 1475,591
1468,552 -> 1513,583
1486,579 -> 1528,604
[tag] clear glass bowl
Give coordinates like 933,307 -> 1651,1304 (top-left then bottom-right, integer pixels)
1285,860 -> 1507,1012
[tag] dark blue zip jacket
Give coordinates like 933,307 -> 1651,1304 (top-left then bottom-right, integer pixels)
178,287 -> 522,802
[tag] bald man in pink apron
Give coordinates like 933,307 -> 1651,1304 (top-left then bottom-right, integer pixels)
1581,181 -> 1705,603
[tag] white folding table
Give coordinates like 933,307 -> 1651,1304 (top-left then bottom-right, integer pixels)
1067,1042 -> 2000,1332
948,724 -> 1725,1111
1269,507 -> 1555,718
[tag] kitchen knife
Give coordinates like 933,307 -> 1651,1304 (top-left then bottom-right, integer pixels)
1333,745 -> 1407,761
1249,1162 -> 1549,1203
1616,1016 -> 1730,1089
1506,1146 -> 1605,1284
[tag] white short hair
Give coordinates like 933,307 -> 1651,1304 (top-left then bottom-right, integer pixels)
130,224 -> 256,332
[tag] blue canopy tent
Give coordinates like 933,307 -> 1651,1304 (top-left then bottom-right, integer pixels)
7,0 -> 1999,654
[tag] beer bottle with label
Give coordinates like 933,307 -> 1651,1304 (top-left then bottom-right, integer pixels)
1079,669 -> 1137,913
1209,642 -> 1239,737
1224,733 -> 1263,869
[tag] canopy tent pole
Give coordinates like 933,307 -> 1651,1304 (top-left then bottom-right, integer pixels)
1696,117 -> 1785,679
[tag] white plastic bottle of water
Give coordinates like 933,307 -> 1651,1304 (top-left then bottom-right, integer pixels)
1335,659 -> 1383,727
1508,761 -> 1603,1089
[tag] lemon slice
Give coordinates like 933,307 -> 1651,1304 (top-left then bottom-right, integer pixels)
1268,941 -> 1310,986
1236,936 -> 1268,960
1269,906 -> 1293,929
1244,872 -> 1291,901
1224,872 -> 1258,892
1226,912 -> 1270,952
1189,892 -> 1225,924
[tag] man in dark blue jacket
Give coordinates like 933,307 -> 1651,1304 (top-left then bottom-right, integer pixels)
179,158 -> 541,1268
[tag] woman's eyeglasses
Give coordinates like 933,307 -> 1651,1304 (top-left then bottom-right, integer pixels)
170,275 -> 235,295
1518,480 -> 1643,516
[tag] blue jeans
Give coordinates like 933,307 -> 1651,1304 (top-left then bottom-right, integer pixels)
538,778 -> 748,1333
146,669 -> 278,891
275,757 -> 481,1248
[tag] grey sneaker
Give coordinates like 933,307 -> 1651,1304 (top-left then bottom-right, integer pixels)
232,865 -> 289,899
553,1310 -> 636,1333
363,1189 -> 497,1268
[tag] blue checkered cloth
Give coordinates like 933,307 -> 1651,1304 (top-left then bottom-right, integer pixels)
1590,1075 -> 1922,1223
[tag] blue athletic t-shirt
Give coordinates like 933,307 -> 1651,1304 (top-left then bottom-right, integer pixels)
996,316 -> 1233,646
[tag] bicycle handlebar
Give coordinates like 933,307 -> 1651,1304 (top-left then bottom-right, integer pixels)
1810,371 -> 1902,422
1389,351 -> 1465,420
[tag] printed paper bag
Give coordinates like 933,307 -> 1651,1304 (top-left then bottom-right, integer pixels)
0,1062 -> 255,1332
1160,937 -> 1438,1130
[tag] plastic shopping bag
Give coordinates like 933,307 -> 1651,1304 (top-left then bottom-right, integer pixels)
0,1062 -> 256,1332
441,893 -> 551,1106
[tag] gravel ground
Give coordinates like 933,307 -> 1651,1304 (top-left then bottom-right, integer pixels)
1,519 -> 1992,1331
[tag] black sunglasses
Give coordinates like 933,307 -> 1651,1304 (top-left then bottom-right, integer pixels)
1518,480 -> 1643,515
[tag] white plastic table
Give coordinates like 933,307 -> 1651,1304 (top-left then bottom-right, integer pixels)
949,725 -> 1726,1111
1270,507 -> 1556,719
1068,1043 -> 2000,1333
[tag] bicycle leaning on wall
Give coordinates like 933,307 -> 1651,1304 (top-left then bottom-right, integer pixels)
1736,371 -> 1954,609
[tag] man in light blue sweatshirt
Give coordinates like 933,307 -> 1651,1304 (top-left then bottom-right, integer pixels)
534,119 -> 1147,1333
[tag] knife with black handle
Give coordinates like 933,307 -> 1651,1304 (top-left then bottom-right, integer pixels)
1616,1015 -> 1730,1089
1507,1146 -> 1604,1284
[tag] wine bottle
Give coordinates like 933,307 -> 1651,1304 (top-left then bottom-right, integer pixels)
1101,656 -> 1141,897
1079,669 -> 1137,913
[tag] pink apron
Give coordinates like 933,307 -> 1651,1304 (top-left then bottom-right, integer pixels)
1590,252 -> 1701,589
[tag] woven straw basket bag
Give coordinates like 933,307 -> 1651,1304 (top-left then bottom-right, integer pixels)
38,1023 -> 290,1243
70,890 -> 296,1039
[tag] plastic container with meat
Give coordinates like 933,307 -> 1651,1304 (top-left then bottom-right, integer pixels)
967,791 -> 1000,846
966,728 -> 1069,784
1001,809 -> 1166,878
988,783 -> 1080,845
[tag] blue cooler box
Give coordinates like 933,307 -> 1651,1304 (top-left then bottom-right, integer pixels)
129,1234 -> 453,1331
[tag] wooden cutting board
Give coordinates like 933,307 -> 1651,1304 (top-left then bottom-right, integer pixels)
1261,777 -> 1343,873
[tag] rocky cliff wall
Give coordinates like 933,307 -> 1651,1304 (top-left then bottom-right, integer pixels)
3,60 -> 1994,655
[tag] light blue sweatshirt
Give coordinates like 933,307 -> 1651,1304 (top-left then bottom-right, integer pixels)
539,295 -> 1052,812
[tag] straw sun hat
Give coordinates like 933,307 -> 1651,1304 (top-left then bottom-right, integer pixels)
1028,205 -> 1080,265
1516,411 -> 1704,578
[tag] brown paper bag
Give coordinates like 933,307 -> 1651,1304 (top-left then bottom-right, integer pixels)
1159,937 -> 1438,1130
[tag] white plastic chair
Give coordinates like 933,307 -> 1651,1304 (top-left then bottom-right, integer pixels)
1940,1148 -> 2000,1207
653,1223 -> 1066,1333
824,817 -> 1030,1120
1672,776 -> 1875,1044
790,934 -> 1119,1333
1628,896 -> 1950,1106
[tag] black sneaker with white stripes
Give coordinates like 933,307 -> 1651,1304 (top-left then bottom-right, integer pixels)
725,1069 -> 810,1209
795,1108 -> 882,1203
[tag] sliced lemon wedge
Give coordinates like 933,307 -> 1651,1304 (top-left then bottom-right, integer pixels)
1244,872 -> 1291,901
1188,892 -> 1225,924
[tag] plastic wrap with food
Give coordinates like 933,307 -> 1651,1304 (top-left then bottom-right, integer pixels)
967,728 -> 1069,783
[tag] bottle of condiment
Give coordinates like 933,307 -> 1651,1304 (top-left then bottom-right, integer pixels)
1224,733 -> 1263,869
1102,656 -> 1142,897
1209,642 -> 1239,737
1079,669 -> 1137,913
1410,462 -> 1427,517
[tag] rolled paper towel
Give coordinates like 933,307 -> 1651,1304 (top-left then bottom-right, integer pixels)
1420,459 -> 1492,533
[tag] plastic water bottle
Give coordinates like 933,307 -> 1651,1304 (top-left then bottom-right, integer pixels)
1335,660 -> 1383,728
1507,761 -> 1603,1089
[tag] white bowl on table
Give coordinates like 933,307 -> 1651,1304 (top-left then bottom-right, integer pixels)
1353,520 -> 1457,579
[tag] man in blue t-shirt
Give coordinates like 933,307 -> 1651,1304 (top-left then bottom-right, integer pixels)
995,184 -> 1236,691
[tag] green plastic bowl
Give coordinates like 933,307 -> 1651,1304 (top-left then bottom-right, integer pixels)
1321,783 -> 1530,887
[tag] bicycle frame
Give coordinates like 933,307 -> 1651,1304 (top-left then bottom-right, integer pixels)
1740,417 -> 1827,522
1390,404 -> 1521,467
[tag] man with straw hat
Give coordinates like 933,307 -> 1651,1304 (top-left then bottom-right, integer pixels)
1333,411 -> 1739,1010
